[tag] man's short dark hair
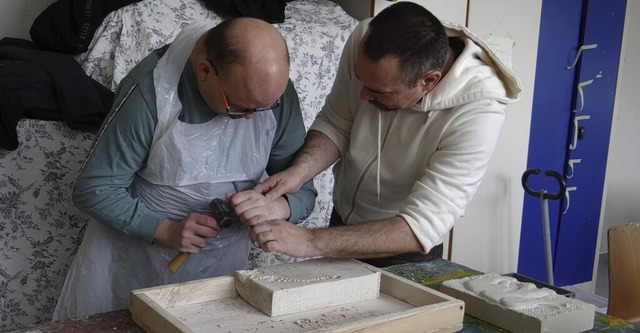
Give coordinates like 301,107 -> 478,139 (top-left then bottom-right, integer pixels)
363,2 -> 449,87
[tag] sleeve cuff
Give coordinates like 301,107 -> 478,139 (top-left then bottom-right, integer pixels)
285,179 -> 317,223
130,210 -> 166,243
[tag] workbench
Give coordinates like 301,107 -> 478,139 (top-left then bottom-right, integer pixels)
8,259 -> 639,332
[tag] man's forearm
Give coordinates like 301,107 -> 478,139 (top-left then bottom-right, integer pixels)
311,217 -> 424,258
293,130 -> 341,183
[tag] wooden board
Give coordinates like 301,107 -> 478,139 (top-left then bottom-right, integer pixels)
130,261 -> 464,333
607,222 -> 640,323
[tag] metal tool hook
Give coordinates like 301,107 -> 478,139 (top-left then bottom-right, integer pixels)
521,169 -> 567,200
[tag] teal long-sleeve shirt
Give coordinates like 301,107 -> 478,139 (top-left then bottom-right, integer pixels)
72,49 -> 317,243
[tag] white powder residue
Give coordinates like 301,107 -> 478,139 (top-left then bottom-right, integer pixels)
239,270 -> 341,283
293,306 -> 384,330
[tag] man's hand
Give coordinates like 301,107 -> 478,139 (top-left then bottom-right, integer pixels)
253,167 -> 306,201
254,130 -> 341,201
154,213 -> 221,253
227,190 -> 290,226
249,219 -> 319,258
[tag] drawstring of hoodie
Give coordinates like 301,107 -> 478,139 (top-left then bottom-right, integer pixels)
377,110 -> 381,202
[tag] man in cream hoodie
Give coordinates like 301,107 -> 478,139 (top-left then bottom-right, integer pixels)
251,2 -> 522,266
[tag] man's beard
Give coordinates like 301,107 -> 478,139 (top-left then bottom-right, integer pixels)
368,100 -> 396,112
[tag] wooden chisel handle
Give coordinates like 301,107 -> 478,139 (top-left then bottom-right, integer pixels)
168,252 -> 189,273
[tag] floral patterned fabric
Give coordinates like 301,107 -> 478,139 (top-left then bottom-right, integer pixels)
0,0 -> 357,329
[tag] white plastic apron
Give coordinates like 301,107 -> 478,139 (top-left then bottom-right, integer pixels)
53,22 -> 276,320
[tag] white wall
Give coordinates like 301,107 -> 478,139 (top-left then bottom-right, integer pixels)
600,0 -> 640,253
0,0 -> 55,40
452,0 -> 540,274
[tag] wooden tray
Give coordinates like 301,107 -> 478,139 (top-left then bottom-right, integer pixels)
130,267 -> 464,333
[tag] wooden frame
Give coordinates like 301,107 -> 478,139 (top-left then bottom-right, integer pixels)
130,268 -> 464,333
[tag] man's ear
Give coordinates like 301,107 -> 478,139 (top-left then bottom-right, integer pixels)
422,70 -> 442,92
197,59 -> 212,78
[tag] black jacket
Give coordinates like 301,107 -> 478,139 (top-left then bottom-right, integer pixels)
30,0 -> 140,54
0,38 -> 113,150
199,0 -> 290,23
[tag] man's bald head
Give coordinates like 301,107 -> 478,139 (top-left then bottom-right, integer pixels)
202,17 -> 290,111
205,18 -> 289,71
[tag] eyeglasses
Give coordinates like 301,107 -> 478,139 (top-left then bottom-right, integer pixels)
206,58 -> 280,115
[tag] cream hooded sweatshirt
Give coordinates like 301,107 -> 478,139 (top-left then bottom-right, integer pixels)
309,18 -> 523,253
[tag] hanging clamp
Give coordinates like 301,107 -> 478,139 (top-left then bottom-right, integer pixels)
521,169 -> 566,200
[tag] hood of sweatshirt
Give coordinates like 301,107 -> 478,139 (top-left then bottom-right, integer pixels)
413,20 -> 523,113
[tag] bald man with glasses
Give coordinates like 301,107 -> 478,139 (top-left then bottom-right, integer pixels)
53,17 -> 316,320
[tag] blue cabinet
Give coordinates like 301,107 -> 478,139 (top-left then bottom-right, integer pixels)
518,0 -> 626,286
